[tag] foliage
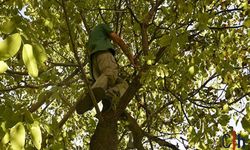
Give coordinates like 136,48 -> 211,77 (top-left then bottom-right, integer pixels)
0,0 -> 249,149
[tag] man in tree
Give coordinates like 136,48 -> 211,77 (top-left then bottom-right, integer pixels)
76,24 -> 136,114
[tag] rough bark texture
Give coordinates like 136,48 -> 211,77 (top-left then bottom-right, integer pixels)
90,73 -> 142,150
90,111 -> 118,150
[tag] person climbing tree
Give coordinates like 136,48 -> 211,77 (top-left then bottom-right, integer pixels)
76,23 -> 136,114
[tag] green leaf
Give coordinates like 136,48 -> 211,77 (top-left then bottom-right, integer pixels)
159,34 -> 171,47
219,114 -> 230,126
50,143 -> 64,150
225,87 -> 232,99
246,104 -> 250,117
44,19 -> 53,29
222,104 -> 229,113
24,109 -> 34,124
178,32 -> 188,47
170,30 -> 177,54
146,59 -> 154,65
242,117 -> 250,132
243,18 -> 250,28
1,132 -> 10,145
37,90 -> 54,104
29,121 -> 42,150
2,107 -> 21,129
198,12 -> 209,30
22,44 -> 39,77
188,66 -> 195,75
33,43 -> 48,67
0,125 -> 5,139
0,61 -> 8,73
0,20 -> 16,34
10,122 -> 26,150
0,33 -> 22,61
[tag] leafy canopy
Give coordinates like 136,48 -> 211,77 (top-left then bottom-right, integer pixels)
0,0 -> 249,149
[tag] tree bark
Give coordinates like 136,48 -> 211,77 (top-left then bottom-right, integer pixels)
90,111 -> 118,150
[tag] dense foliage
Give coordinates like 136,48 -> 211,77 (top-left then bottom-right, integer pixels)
0,0 -> 249,149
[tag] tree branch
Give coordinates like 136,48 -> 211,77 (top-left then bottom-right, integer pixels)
0,84 -> 48,92
50,62 -> 80,67
123,112 -> 145,150
98,8 -> 108,24
214,8 -> 243,15
6,70 -> 28,75
116,72 -> 142,116
188,73 -> 218,98
141,100 -> 175,128
144,133 -> 179,150
125,0 -> 140,24
58,104 -> 76,128
141,0 -> 164,55
79,11 -> 91,35
57,69 -> 80,86
122,112 -> 180,150
1,68 -> 80,93
208,25 -> 243,30
142,0 -> 164,25
229,92 -> 250,105
116,45 -> 170,116
81,8 -> 128,12
29,90 -> 54,113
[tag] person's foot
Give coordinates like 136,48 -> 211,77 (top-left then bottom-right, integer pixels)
102,91 -> 119,112
76,87 -> 105,114
102,95 -> 113,112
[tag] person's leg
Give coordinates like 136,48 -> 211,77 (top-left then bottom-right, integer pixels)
76,51 -> 118,114
76,53 -> 104,114
102,77 -> 128,112
92,51 -> 118,89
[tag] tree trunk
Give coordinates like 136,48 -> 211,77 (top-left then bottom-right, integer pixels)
90,111 -> 118,150
90,72 -> 142,149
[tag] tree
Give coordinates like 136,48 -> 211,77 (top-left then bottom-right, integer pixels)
0,0 -> 249,149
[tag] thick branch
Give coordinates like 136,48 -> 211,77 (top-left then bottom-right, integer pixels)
145,133 -> 179,150
116,72 -> 142,116
140,23 -> 149,55
117,45 -> 169,116
124,112 -> 145,150
123,112 -> 179,150
141,100 -> 175,128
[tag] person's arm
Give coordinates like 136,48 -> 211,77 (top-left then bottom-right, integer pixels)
109,32 -> 136,66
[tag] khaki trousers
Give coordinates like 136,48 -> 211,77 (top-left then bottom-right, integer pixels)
91,51 -> 128,99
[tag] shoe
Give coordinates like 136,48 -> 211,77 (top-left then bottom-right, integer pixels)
76,87 -> 105,114
102,95 -> 113,112
102,92 -> 119,112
